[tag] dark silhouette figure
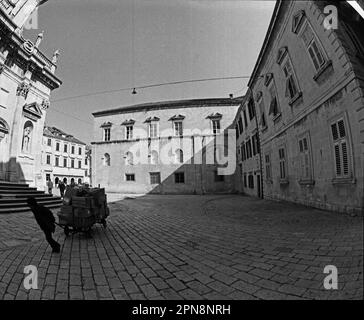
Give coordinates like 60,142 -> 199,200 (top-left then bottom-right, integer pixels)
59,181 -> 66,198
27,197 -> 61,253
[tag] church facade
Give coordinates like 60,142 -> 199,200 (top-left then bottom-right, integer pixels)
0,0 -> 61,189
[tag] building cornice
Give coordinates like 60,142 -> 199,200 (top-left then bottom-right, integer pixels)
92,97 -> 244,118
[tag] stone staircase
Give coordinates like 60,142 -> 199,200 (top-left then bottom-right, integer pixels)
0,181 -> 62,214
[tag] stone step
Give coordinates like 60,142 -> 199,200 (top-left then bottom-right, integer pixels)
0,188 -> 43,195
0,181 -> 29,188
0,192 -> 50,198
0,197 -> 61,208
0,196 -> 60,204
0,202 -> 62,214
0,184 -> 39,190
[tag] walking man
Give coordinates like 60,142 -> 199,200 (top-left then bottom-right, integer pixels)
59,181 -> 66,198
27,197 -> 61,253
47,179 -> 53,195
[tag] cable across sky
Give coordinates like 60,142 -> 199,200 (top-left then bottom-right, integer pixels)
50,75 -> 251,104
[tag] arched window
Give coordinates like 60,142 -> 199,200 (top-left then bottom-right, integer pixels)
104,153 -> 111,166
125,152 -> 133,166
150,150 -> 159,165
175,149 -> 183,164
22,121 -> 33,153
0,118 -> 9,142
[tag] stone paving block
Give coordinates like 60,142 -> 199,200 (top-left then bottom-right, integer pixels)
166,278 -> 186,292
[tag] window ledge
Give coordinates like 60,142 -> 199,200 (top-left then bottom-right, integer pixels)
332,177 -> 356,185
272,113 -> 282,123
313,60 -> 333,82
288,91 -> 303,106
279,178 -> 289,185
298,179 -> 315,186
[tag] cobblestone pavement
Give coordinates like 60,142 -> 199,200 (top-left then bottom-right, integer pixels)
0,195 -> 362,300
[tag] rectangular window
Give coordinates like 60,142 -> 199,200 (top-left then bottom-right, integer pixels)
212,119 -> 221,135
85,158 -> 88,165
282,58 -> 299,99
63,158 -> 67,168
235,125 -> 239,139
47,138 -> 52,146
268,84 -> 280,117
174,121 -> 183,137
125,174 -> 135,182
331,119 -> 351,178
174,172 -> 185,184
55,157 -> 59,167
241,143 -> 246,161
79,147 -> 82,155
0,87 -> 9,109
214,171 -> 224,182
64,144 -> 68,153
243,173 -> 247,188
246,139 -> 252,159
301,22 -> 326,71
104,128 -> 111,142
126,125 -> 133,140
279,148 -> 287,179
71,146 -> 75,154
56,142 -> 60,151
252,135 -> 257,156
248,100 -> 255,120
46,154 -> 51,165
238,116 -> 243,134
150,172 -> 161,184
248,174 -> 254,189
265,154 -> 272,180
243,110 -> 248,127
78,160 -> 82,169
149,122 -> 159,138
258,100 -> 267,129
71,159 -> 75,168
298,136 -> 312,180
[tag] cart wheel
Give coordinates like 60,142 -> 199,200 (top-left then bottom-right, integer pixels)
101,219 -> 107,229
64,226 -> 70,236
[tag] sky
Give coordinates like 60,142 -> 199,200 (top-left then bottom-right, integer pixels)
24,0 -> 276,144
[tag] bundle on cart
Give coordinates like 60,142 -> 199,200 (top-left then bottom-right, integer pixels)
57,186 -> 109,236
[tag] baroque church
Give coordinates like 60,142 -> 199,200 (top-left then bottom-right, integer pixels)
0,0 -> 61,189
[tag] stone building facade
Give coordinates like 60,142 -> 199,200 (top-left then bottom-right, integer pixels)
0,0 -> 61,189
92,98 -> 242,194
235,0 -> 364,215
41,126 -> 88,189
234,90 -> 263,198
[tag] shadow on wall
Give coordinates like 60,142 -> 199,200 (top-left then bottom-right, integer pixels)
0,157 -> 26,184
146,122 -> 238,195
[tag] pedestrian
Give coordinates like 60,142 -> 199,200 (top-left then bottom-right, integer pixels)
59,181 -> 66,198
47,179 -> 53,195
26,197 -> 61,253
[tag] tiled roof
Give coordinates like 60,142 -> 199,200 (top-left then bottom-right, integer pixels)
43,126 -> 86,145
92,97 -> 245,117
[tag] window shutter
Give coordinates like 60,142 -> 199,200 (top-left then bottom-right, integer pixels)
331,123 -> 339,141
338,120 -> 346,138
334,144 -> 341,176
342,142 -> 349,176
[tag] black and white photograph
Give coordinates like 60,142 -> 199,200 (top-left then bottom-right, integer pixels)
0,0 -> 363,309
